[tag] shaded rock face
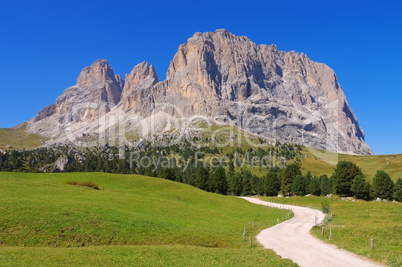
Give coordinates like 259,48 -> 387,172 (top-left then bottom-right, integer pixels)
161,29 -> 372,155
26,30 -> 372,155
119,62 -> 159,113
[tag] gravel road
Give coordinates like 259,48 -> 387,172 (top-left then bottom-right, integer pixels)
242,197 -> 383,267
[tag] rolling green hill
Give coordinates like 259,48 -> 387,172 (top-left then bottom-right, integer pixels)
297,147 -> 402,182
0,172 -> 295,266
0,125 -> 46,150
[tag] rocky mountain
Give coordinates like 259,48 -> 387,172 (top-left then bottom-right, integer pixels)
25,29 -> 373,155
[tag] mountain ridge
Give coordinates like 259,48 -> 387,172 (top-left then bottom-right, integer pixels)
24,29 -> 373,155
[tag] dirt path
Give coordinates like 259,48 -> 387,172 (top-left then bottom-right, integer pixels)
242,197 -> 383,267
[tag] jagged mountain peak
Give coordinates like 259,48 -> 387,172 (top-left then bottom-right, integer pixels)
118,61 -> 159,112
76,59 -> 117,87
124,61 -> 158,91
25,30 -> 373,155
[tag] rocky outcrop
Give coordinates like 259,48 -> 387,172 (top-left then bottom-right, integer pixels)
115,74 -> 125,90
25,30 -> 373,155
158,29 -> 372,155
119,62 -> 159,113
26,59 -> 123,137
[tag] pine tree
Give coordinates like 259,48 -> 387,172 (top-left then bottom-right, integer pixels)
162,168 -> 176,181
241,172 -> 253,196
281,163 -> 301,196
351,175 -> 371,200
228,157 -> 235,175
393,178 -> 402,202
308,176 -> 321,196
332,161 -> 362,196
212,167 -> 228,195
305,171 -> 312,193
372,170 -> 394,200
319,175 -> 331,196
292,175 -> 306,196
264,172 -> 281,196
194,166 -> 209,190
254,177 -> 264,196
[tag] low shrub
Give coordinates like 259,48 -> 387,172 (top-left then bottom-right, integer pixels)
67,181 -> 100,190
321,201 -> 331,213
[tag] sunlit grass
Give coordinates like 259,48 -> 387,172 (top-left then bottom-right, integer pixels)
261,196 -> 402,266
0,172 -> 296,266
0,125 -> 46,149
298,147 -> 402,182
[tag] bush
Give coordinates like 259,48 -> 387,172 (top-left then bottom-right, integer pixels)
67,181 -> 100,190
321,201 -> 331,213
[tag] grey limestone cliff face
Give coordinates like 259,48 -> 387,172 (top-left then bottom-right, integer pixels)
159,29 -> 372,155
26,29 -> 373,155
119,61 -> 159,113
27,59 -> 123,136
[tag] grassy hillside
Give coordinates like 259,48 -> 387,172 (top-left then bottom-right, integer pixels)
262,196 -> 402,266
0,125 -> 46,150
191,124 -> 402,181
1,123 -> 401,182
0,172 -> 295,266
298,147 -> 402,182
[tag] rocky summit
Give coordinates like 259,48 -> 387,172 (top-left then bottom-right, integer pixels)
25,29 -> 373,155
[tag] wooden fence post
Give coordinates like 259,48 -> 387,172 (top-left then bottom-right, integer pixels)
277,218 -> 280,224
321,225 -> 324,236
249,222 -> 251,229
244,226 -> 246,234
249,236 -> 253,247
329,225 -> 332,240
243,232 -> 246,241
371,238 -> 374,250
253,221 -> 255,227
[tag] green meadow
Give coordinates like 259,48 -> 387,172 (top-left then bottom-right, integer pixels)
262,196 -> 402,266
0,125 -> 45,150
0,172 -> 295,266
297,147 -> 402,182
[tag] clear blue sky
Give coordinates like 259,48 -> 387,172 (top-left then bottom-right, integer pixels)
0,0 -> 401,155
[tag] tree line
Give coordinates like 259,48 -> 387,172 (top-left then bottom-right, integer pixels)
0,144 -> 401,201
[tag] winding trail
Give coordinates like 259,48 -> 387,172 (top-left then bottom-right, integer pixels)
242,197 -> 383,267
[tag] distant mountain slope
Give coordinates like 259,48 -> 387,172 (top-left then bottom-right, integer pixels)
0,124 -> 46,149
297,148 -> 402,182
25,29 -> 372,155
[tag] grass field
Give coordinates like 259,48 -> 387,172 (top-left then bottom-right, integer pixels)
296,147 -> 402,182
0,172 -> 296,266
0,245 -> 296,266
262,196 -> 402,266
0,125 -> 46,150
195,124 -> 402,182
